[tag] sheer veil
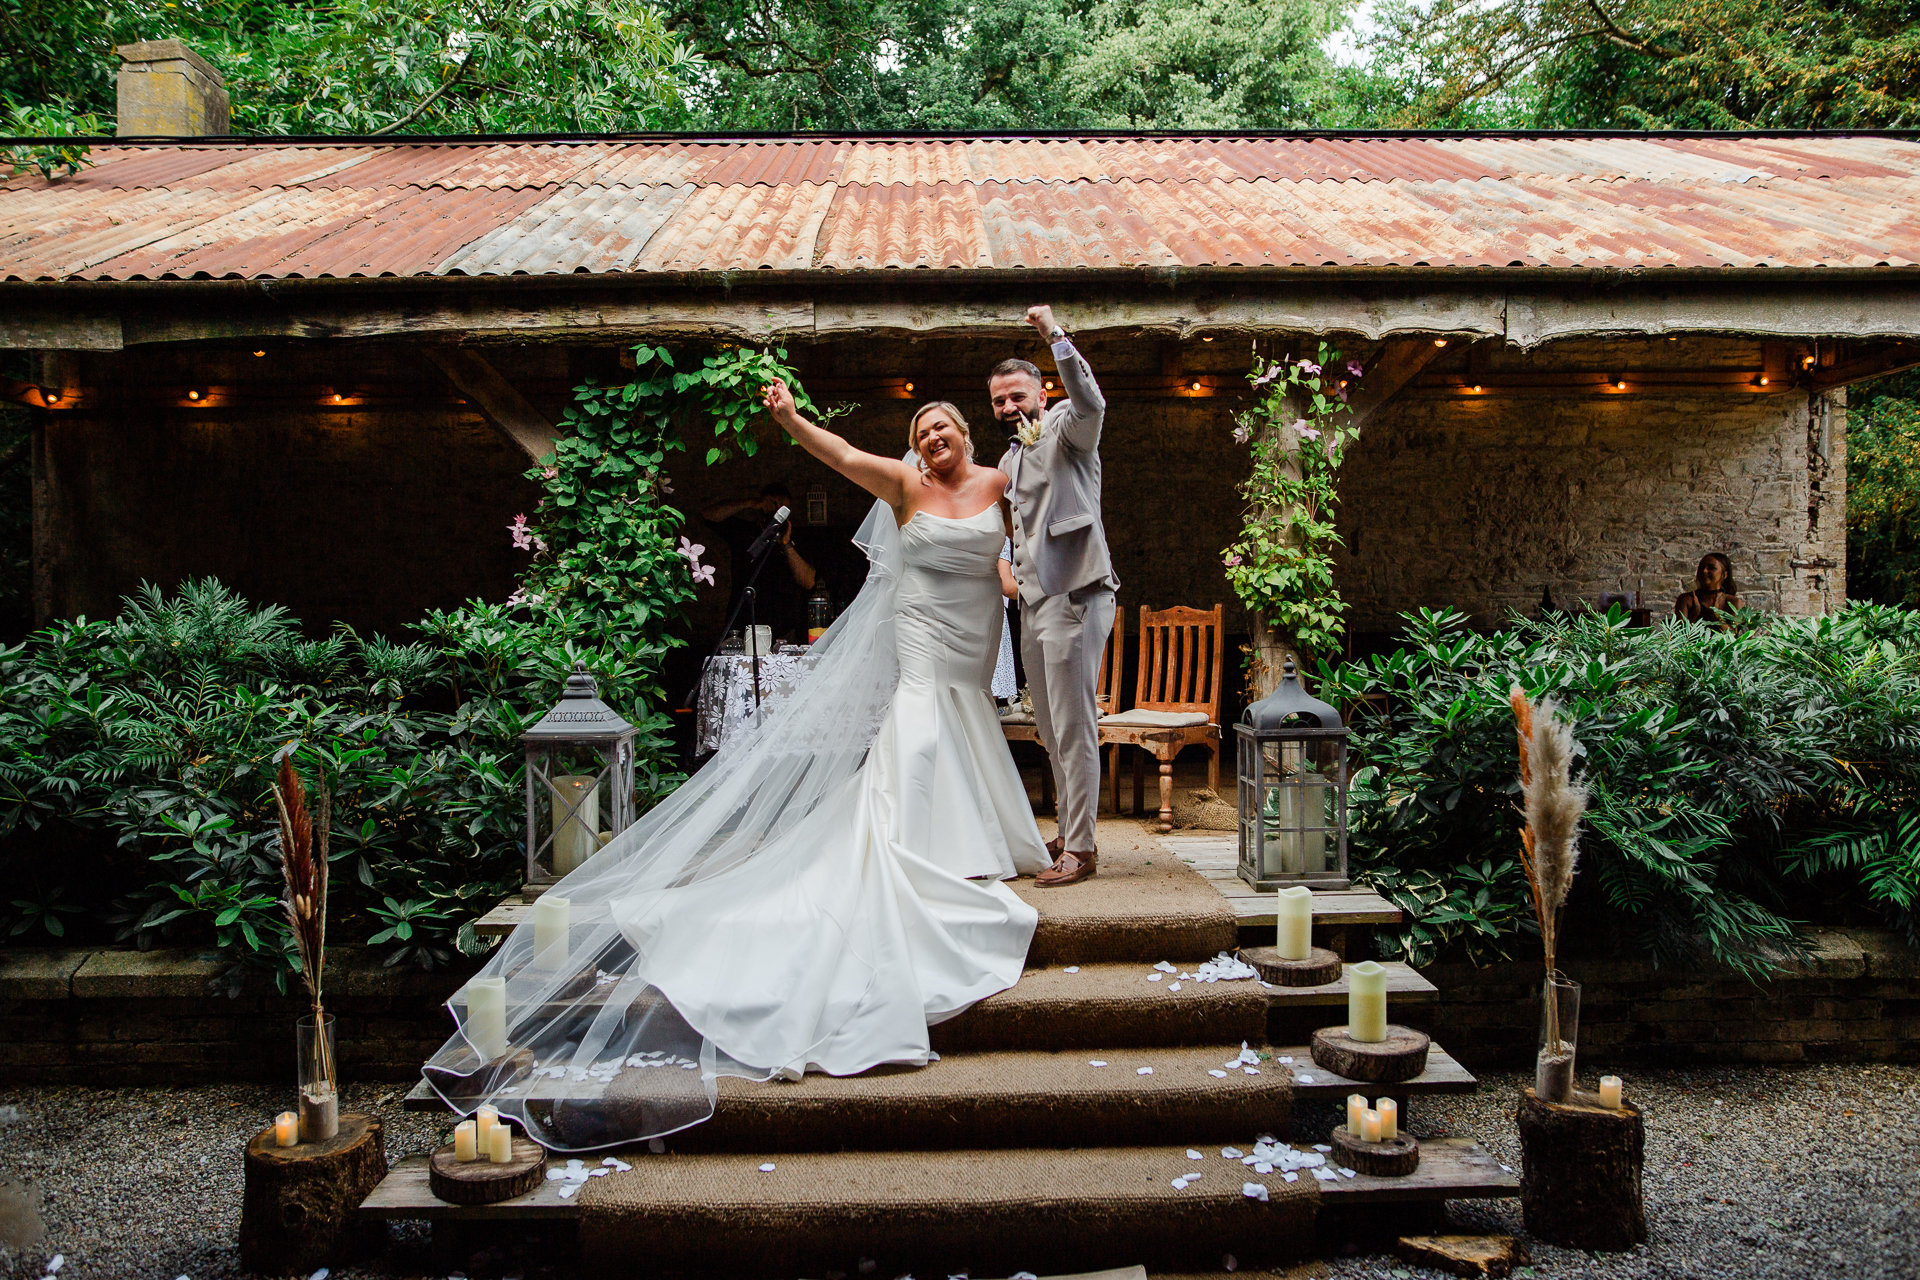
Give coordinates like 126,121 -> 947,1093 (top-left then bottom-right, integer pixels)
423,498 -> 909,1149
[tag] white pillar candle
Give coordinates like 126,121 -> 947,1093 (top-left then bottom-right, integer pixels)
1377,1097 -> 1398,1141
532,894 -> 570,966
475,1104 -> 498,1151
548,776 -> 600,875
1347,959 -> 1388,1043
1599,1075 -> 1623,1110
466,976 -> 508,1060
1346,1093 -> 1367,1135
1275,885 -> 1314,960
453,1120 -> 478,1162
274,1111 -> 299,1148
488,1120 -> 513,1163
1361,1108 -> 1382,1143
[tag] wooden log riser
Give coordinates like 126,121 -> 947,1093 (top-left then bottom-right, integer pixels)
1310,1025 -> 1433,1084
1516,1087 -> 1648,1252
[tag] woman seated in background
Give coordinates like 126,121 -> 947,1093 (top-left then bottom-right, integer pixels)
1674,552 -> 1742,622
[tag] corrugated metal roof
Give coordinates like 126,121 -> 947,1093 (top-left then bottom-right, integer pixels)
3,134 -> 1918,282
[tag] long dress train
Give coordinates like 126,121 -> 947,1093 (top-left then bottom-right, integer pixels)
422,501 -> 1049,1149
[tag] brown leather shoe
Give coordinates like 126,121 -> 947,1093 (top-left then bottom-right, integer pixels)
1035,849 -> 1097,887
1045,837 -> 1064,859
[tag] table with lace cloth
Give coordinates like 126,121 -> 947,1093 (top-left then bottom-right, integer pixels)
695,651 -> 811,755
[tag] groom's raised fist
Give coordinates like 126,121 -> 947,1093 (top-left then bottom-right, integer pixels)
1025,304 -> 1058,336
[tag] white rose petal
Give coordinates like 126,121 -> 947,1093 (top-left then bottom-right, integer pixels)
1241,1182 -> 1269,1201
759,1163 -> 777,1172
1137,1067 -> 1154,1075
1154,961 -> 1177,973
1168,983 -> 1182,992
1295,1073 -> 1314,1083
1187,1149 -> 1204,1160
1209,1069 -> 1229,1078
1148,973 -> 1163,982
1089,1060 -> 1108,1067
1222,1147 -> 1243,1158
1283,1171 -> 1299,1182
1064,966 -> 1080,973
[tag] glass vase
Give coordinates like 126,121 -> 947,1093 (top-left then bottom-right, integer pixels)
1535,972 -> 1580,1103
297,1013 -> 339,1142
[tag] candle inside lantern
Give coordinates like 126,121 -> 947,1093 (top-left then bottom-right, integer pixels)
1276,885 -> 1313,960
475,1104 -> 498,1151
466,976 -> 508,1060
454,1120 -> 478,1162
548,775 -> 600,875
532,894 -> 570,966
1378,1097 -> 1398,1140
1599,1075 -> 1623,1110
1346,1093 -> 1367,1135
1347,959 -> 1388,1043
274,1111 -> 298,1148
1361,1108 -> 1382,1143
488,1119 -> 513,1163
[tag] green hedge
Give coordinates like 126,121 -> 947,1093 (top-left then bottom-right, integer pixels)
1324,604 -> 1920,975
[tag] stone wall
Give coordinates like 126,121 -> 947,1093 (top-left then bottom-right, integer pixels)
1338,338 -> 1848,632
29,333 -> 1841,648
0,946 -> 477,1086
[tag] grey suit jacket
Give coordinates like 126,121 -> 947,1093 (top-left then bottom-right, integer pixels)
998,339 -> 1119,605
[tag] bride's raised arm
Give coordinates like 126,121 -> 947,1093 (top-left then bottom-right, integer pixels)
763,379 -> 914,512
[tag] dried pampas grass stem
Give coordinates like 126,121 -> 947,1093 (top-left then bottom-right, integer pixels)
1510,686 -> 1590,1058
273,756 -> 334,1090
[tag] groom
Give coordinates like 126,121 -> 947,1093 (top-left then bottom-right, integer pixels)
994,304 -> 1117,887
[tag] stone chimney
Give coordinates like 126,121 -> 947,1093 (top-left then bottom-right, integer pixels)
116,40 -> 230,136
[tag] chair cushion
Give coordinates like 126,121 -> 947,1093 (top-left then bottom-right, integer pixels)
1098,709 -> 1212,728
998,710 -> 1036,725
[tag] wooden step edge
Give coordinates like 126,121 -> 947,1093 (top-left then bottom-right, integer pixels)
1262,961 -> 1437,1006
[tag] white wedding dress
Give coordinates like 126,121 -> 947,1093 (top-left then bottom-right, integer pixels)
423,501 -> 1050,1149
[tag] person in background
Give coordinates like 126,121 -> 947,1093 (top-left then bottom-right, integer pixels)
1674,552 -> 1742,623
702,482 -> 817,641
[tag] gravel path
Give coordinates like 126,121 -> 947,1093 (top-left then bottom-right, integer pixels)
1,1064 -> 1916,1279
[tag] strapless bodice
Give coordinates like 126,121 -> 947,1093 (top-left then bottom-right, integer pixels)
899,505 -> 1004,576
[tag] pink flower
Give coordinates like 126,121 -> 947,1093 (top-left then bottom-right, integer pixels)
1232,424 -> 1252,445
1224,553 -> 1243,567
1346,360 -> 1364,378
692,563 -> 716,586
1297,359 -> 1322,375
1293,419 -> 1320,441
509,514 -> 534,551
541,466 -> 558,480
678,535 -> 713,586
1251,366 -> 1283,387
506,587 -> 544,608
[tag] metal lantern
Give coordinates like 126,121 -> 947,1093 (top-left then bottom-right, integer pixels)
1236,658 -> 1350,891
521,662 -> 637,886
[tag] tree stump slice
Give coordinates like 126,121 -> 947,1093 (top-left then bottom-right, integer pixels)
1330,1124 -> 1421,1176
1516,1087 -> 1647,1252
1240,946 -> 1343,987
428,1137 -> 548,1205
239,1111 -> 388,1275
1310,1024 -> 1432,1083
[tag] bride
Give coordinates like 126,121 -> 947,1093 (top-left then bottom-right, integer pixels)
421,383 -> 1052,1149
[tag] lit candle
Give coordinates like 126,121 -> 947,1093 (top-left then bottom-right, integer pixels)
466,976 -> 508,1060
1347,960 -> 1388,1043
1599,1075 -> 1623,1110
488,1119 -> 513,1163
454,1120 -> 478,1162
1361,1108 -> 1382,1143
475,1104 -> 497,1150
274,1111 -> 298,1148
1346,1094 -> 1367,1135
1378,1097 -> 1398,1141
1275,885 -> 1313,961
532,895 -> 570,967
548,776 -> 600,875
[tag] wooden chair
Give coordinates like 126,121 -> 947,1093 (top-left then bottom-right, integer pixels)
1096,604 -> 1225,832
1001,614 -> 1125,812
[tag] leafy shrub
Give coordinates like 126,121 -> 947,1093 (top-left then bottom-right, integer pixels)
0,580 -> 678,986
1847,373 -> 1920,608
1323,604 -> 1920,975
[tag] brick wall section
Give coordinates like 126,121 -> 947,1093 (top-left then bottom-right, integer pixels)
1340,928 -> 1914,1070
0,946 -> 477,1086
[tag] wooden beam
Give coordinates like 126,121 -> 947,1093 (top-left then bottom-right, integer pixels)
420,347 -> 557,463
1346,336 -> 1451,431
1809,341 -> 1920,392
0,377 -> 54,410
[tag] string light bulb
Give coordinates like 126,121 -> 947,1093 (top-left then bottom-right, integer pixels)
252,350 -> 266,358
1190,380 -> 1202,391
1610,375 -> 1626,390
903,381 -> 914,393
186,389 -> 202,401
1044,380 -> 1055,392
1471,384 -> 1483,393
1754,374 -> 1770,387
1201,335 -> 1214,342
1433,338 -> 1449,347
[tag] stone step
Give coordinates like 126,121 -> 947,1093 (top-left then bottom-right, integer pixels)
481,827 -> 1240,965
359,1139 -> 1516,1274
929,963 -> 1268,1053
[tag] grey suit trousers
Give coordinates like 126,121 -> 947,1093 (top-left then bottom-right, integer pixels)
1020,583 -> 1117,853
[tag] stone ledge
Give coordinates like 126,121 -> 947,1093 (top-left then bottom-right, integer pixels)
0,948 -> 92,1000
2,944 -> 479,1002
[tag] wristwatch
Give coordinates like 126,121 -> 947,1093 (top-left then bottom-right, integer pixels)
1047,325 -> 1066,341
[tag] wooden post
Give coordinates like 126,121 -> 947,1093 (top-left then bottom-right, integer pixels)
1515,1087 -> 1646,1251
240,1111 -> 389,1274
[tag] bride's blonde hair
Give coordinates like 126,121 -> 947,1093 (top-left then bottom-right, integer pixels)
908,401 -> 975,470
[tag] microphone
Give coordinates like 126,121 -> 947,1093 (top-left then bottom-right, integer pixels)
747,505 -> 792,559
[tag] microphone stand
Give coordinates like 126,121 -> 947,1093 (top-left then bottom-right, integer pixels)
685,513 -> 788,715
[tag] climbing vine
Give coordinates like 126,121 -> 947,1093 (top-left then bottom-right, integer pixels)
1220,341 -> 1363,663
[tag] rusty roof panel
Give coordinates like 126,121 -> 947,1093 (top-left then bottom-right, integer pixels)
5,134 -> 1920,283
